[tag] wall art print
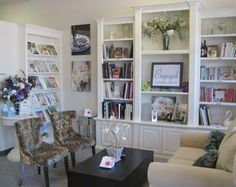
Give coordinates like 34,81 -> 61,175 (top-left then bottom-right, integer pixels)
71,24 -> 91,55
72,61 -> 91,92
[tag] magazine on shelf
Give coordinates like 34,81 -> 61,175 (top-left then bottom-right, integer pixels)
35,110 -> 49,122
44,77 -> 58,88
172,103 -> 188,124
152,96 -> 176,121
45,92 -> 60,105
38,44 -> 51,55
28,76 -> 44,90
27,42 -> 39,54
45,106 -> 58,116
35,93 -> 49,106
48,63 -> 59,72
28,61 -> 38,73
47,45 -> 58,55
35,61 -> 50,72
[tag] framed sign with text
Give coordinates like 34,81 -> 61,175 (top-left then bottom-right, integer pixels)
151,62 -> 183,88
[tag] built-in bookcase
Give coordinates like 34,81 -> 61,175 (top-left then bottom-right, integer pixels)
199,9 -> 236,126
19,24 -> 62,142
97,17 -> 134,121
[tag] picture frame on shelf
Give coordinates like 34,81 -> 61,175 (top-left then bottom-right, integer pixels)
151,62 -> 183,88
207,45 -> 218,58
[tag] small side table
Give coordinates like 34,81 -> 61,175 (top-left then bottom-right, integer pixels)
77,115 -> 96,139
1,115 -> 35,162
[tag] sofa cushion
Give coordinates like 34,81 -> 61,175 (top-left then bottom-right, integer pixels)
193,149 -> 218,168
172,147 -> 206,161
203,130 -> 225,151
221,118 -> 236,145
216,132 -> 236,172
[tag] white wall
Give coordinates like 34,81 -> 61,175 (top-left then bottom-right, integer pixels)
0,0 -> 235,114
0,20 -> 19,151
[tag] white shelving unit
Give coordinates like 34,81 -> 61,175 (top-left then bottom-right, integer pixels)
199,9 -> 236,126
18,24 -> 62,142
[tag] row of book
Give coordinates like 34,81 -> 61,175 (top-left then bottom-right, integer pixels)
200,65 -> 236,80
200,86 -> 235,102
102,101 -> 133,120
199,106 -> 211,126
103,43 -> 133,59
27,42 -> 58,56
102,62 -> 133,79
220,42 -> 236,57
104,81 -> 133,99
29,76 -> 59,90
35,106 -> 58,123
28,60 -> 59,73
30,92 -> 60,107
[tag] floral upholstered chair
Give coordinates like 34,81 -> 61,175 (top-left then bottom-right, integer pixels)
49,111 -> 96,167
15,117 -> 69,187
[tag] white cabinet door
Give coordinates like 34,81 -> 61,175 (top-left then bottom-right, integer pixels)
162,128 -> 185,155
139,126 -> 162,153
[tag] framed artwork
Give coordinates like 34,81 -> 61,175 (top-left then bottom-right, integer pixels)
71,24 -> 91,55
207,44 -> 218,58
72,61 -> 91,92
151,62 -> 183,88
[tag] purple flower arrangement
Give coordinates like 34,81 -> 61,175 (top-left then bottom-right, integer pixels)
0,73 -> 33,114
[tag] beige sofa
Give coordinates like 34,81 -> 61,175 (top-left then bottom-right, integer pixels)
148,131 -> 236,187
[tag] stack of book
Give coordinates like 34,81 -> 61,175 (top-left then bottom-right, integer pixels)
220,42 -> 236,57
102,62 -> 132,79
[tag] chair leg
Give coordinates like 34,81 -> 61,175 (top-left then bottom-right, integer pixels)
91,145 -> 96,155
37,166 -> 41,175
43,166 -> 49,187
19,161 -> 25,186
53,163 -> 57,168
71,152 -> 76,167
64,156 -> 69,173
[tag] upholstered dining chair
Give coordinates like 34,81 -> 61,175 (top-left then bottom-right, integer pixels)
49,111 -> 96,167
15,117 -> 69,187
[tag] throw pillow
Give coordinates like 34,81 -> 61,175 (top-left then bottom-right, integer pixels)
216,132 -> 236,171
193,149 -> 218,168
203,130 -> 225,151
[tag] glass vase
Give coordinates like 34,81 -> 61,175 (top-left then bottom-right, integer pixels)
162,35 -> 169,50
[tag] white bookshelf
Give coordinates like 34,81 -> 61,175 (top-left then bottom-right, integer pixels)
18,24 -> 63,125
199,9 -> 236,126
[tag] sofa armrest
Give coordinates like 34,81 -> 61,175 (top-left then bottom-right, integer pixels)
180,131 -> 209,148
148,162 -> 233,187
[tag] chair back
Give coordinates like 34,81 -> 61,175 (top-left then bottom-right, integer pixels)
49,111 -> 76,144
15,117 -> 44,163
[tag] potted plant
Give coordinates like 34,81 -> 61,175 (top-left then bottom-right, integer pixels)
143,15 -> 187,50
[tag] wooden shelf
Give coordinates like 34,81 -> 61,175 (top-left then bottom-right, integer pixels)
141,91 -> 188,96
28,72 -> 59,76
142,50 -> 189,55
103,58 -> 133,62
201,33 -> 236,38
103,78 -> 133,81
103,38 -> 133,42
103,98 -> 133,101
31,88 -> 60,93
200,57 -> 236,61
200,80 -> 236,83
200,101 -> 236,106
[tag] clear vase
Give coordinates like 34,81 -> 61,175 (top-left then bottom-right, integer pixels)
162,35 -> 169,50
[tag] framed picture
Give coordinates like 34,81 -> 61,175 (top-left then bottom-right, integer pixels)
207,45 -> 218,58
71,24 -> 91,55
151,62 -> 183,88
72,61 -> 91,92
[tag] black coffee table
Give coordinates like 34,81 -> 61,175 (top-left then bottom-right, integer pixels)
67,147 -> 153,187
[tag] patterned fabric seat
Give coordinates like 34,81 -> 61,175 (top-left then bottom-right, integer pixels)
15,117 -> 69,187
49,111 -> 96,166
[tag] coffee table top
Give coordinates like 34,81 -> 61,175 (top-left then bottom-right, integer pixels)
69,147 -> 153,181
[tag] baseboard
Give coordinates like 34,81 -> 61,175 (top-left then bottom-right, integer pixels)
0,147 -> 13,156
